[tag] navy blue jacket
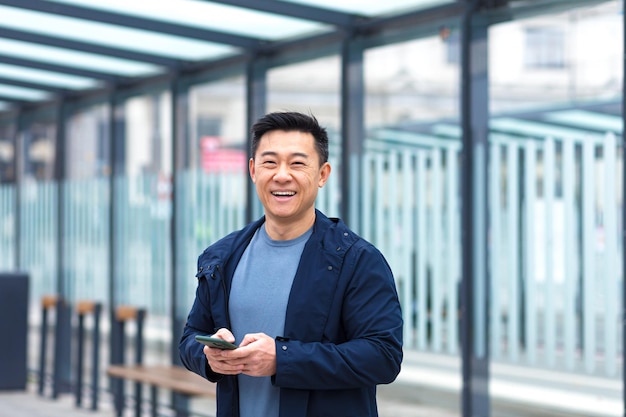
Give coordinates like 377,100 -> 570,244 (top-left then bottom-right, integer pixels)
179,210 -> 403,417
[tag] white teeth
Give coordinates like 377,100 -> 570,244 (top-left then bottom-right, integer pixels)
273,191 -> 295,196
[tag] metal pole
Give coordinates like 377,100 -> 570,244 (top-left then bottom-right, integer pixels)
622,0 -> 626,417
170,77 -> 192,416
340,36 -> 365,230
53,101 -> 72,397
54,100 -> 66,298
246,58 -> 267,223
460,1 -> 490,416
13,112 -> 21,270
171,78 -> 184,366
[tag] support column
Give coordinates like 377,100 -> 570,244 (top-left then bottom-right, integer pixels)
53,100 -> 72,397
622,0 -> 626,417
340,37 -> 365,230
246,58 -> 268,223
460,1 -> 490,416
108,95 -> 122,369
13,111 -> 22,270
54,100 -> 66,299
171,77 -> 189,367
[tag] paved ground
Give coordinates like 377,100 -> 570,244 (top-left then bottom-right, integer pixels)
2,344 -> 620,417
0,384 -> 458,417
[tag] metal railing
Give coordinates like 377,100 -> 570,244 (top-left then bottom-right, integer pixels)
0,129 -> 621,379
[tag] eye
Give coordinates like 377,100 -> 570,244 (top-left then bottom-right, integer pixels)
262,160 -> 277,166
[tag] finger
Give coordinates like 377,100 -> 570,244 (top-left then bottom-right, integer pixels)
208,358 -> 245,375
212,328 -> 236,343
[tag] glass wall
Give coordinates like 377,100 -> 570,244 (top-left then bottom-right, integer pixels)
0,123 -> 15,270
63,103 -> 110,306
488,0 -> 622,376
176,76 -> 248,318
364,31 -> 461,356
19,120 -> 58,304
112,92 -> 173,354
267,56 -> 342,219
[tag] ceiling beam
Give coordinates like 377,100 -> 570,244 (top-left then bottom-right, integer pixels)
0,94 -> 29,104
0,0 -> 264,49
209,0 -> 362,27
0,27 -> 181,68
0,55 -> 121,82
0,76 -> 68,93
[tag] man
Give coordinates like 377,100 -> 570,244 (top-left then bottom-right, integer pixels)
179,111 -> 403,417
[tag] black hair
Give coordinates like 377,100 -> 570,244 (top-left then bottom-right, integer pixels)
251,111 -> 329,165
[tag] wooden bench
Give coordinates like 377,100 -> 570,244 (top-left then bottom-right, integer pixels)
107,305 -> 216,417
107,364 -> 216,417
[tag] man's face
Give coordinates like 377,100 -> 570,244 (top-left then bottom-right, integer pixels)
249,130 -> 330,226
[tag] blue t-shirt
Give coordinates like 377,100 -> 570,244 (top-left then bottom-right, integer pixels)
229,224 -> 312,417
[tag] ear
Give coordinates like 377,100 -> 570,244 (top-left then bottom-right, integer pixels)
249,158 -> 256,183
318,162 -> 331,188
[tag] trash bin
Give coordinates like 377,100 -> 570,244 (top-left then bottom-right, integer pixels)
0,273 -> 29,390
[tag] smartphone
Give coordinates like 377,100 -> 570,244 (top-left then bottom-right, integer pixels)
195,335 -> 238,350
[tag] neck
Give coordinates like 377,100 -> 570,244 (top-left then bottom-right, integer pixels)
264,211 -> 315,240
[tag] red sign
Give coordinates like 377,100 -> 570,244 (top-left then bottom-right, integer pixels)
200,136 -> 247,173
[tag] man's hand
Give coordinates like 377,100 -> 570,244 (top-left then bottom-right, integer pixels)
203,330 -> 276,377
237,333 -> 277,377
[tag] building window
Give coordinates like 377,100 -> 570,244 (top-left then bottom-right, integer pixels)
524,26 -> 566,69
443,27 -> 460,65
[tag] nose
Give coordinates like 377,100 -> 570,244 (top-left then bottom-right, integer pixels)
273,163 -> 291,181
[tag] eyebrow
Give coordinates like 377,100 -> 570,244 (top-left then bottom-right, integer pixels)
259,151 -> 309,159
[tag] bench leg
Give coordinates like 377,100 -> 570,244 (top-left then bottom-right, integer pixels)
112,378 -> 123,417
111,317 -> 124,417
150,385 -> 158,417
38,307 -> 49,396
91,304 -> 101,411
134,381 -> 142,417
52,300 -> 72,399
172,392 -> 191,417
75,313 -> 85,407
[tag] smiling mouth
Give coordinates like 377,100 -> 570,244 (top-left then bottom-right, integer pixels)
272,191 -> 296,197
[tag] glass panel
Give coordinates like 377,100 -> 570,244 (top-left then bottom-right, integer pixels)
0,84 -> 50,101
0,38 -> 161,77
18,121 -> 58,304
0,64 -> 100,90
48,0 -> 329,40
66,104 -> 111,180
284,0 -> 455,16
0,124 -> 15,271
489,0 -> 622,377
0,5 -> 236,61
176,76 -> 248,319
63,104 -> 110,306
267,55 -> 342,219
364,30 -> 461,367
0,124 -> 15,183
22,122 -> 56,181
114,92 -> 173,360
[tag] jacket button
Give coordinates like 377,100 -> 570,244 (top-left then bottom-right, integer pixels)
282,345 -> 287,351
327,266 -> 333,271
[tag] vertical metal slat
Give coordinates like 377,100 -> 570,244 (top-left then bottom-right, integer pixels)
581,138 -> 596,373
524,140 -> 537,365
